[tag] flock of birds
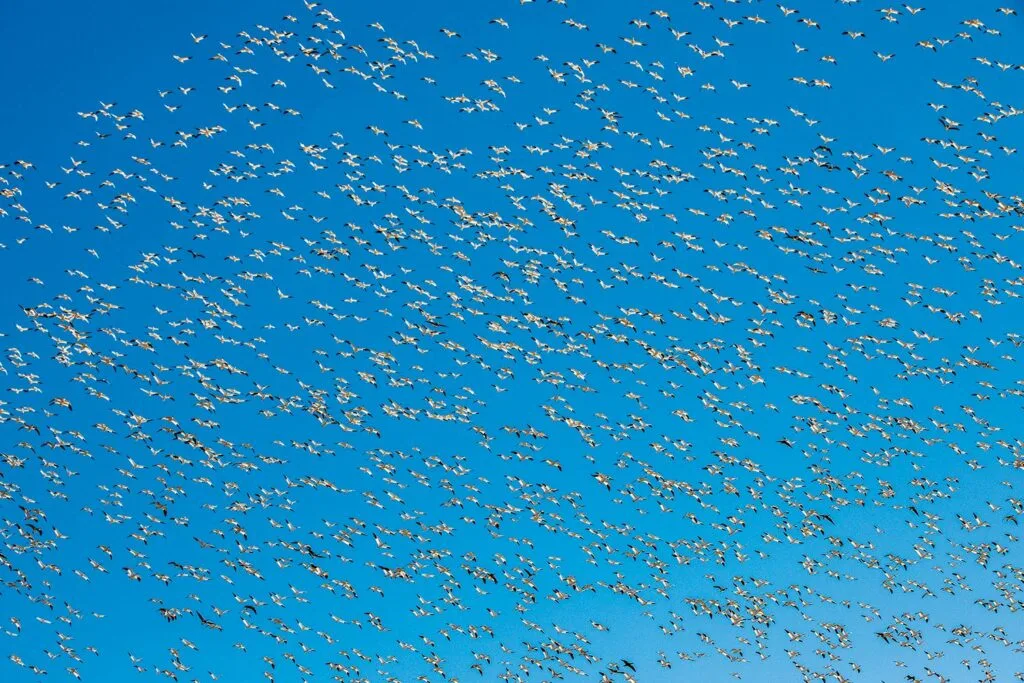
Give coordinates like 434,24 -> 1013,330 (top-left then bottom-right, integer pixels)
2,0 -> 1024,681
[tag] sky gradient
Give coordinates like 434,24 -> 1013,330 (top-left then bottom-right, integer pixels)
1,1 -> 1024,682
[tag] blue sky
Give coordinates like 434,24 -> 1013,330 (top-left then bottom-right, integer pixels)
1,1 -> 1024,682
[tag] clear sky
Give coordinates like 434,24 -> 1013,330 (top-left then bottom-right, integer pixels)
1,1 -> 1023,682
